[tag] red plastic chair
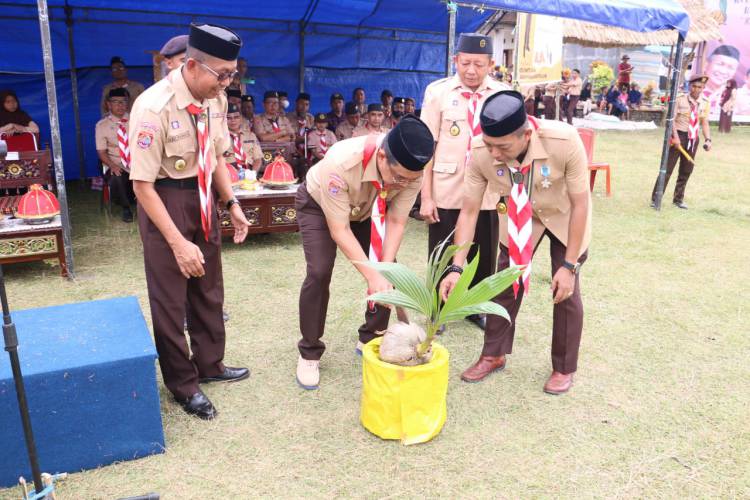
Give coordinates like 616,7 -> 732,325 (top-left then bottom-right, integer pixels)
0,132 -> 39,152
577,127 -> 611,196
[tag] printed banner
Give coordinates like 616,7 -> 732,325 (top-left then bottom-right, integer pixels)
516,13 -> 564,85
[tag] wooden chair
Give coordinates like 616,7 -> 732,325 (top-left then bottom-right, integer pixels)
577,127 -> 611,196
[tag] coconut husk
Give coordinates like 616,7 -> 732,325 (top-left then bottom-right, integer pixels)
378,322 -> 433,366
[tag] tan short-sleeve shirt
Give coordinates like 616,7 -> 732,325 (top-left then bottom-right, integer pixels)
101,80 -> 146,116
253,114 -> 295,139
420,74 -> 509,210
673,93 -> 709,132
305,135 -> 422,224
335,120 -> 357,141
225,130 -> 262,166
95,113 -> 129,167
565,76 -> 583,97
352,124 -> 389,137
307,129 -> 338,155
464,119 -> 592,256
128,68 -> 229,182
287,111 -> 314,136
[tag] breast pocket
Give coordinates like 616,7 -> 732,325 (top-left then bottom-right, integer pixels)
164,138 -> 196,174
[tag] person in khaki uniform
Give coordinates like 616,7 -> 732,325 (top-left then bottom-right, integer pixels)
404,97 -> 416,115
95,87 -> 136,222
383,96 -> 406,129
335,101 -> 362,141
440,91 -> 591,395
651,75 -> 711,210
419,33 -> 508,330
542,81 -> 558,120
306,112 -> 337,164
287,92 -> 314,138
326,92 -> 346,133
129,23 -> 251,420
253,91 -> 295,142
226,103 -> 262,171
352,103 -> 389,137
559,68 -> 582,125
240,94 -> 255,133
101,56 -> 145,116
158,35 -> 189,80
295,116 -> 434,390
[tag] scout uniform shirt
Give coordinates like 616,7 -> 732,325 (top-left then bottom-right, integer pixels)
305,135 -> 421,224
95,112 -> 129,169
673,93 -> 709,132
307,128 -> 337,157
253,113 -> 294,139
420,73 -> 508,210
225,129 -> 263,167
335,120 -> 359,141
352,123 -> 389,137
128,68 -> 229,181
287,111 -> 314,136
563,76 -> 582,97
465,119 -> 592,257
100,80 -> 146,116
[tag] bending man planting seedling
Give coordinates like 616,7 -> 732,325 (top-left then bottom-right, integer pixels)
440,90 -> 592,395
295,115 -> 434,390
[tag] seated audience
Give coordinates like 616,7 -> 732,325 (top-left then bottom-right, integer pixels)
326,92 -> 346,133
100,56 -> 145,116
627,83 -> 642,109
335,102 -> 361,141
306,113 -> 337,165
226,103 -> 262,172
253,91 -> 295,143
0,90 -> 39,136
352,103 -> 389,136
404,97 -> 416,115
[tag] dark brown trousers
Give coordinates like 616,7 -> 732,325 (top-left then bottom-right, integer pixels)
296,183 -> 391,360
651,130 -> 698,204
561,96 -> 579,125
543,96 -> 556,120
483,231 -> 588,374
109,170 -> 135,209
428,208 -> 499,289
138,183 -> 226,400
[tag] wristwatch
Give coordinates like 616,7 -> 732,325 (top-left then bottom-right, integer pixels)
562,260 -> 581,274
446,264 -> 464,275
226,197 -> 240,210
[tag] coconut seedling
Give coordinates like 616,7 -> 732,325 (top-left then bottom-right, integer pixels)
364,235 -> 523,366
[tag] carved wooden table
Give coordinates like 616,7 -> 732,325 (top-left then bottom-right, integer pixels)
217,184 -> 299,237
0,215 -> 67,276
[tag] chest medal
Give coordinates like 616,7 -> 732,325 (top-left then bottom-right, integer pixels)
541,164 -> 551,189
351,206 -> 361,217
449,122 -> 460,136
174,159 -> 186,171
496,200 -> 507,215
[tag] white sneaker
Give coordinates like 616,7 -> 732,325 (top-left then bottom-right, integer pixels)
296,356 -> 320,390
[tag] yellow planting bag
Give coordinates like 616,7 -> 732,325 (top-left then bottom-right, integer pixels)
360,337 -> 449,445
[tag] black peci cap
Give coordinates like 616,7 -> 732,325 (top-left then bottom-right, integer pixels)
264,90 -> 280,100
315,113 -> 328,123
367,103 -> 383,113
345,102 -> 359,115
278,91 -> 288,98
393,97 -> 406,105
479,91 -> 527,138
160,35 -> 189,57
110,56 -> 125,66
108,87 -> 130,99
188,23 -> 242,61
227,103 -> 241,114
456,33 -> 493,55
331,92 -> 344,101
226,88 -> 242,99
381,89 -> 393,98
386,115 -> 434,172
297,93 -> 311,101
241,94 -> 254,103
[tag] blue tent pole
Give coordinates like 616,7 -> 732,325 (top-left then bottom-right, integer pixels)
64,3 -> 86,184
37,0 -> 76,276
445,2 -> 457,76
654,32 -> 685,211
298,21 -> 305,93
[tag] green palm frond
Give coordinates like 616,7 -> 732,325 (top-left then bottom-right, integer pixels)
362,261 -> 432,316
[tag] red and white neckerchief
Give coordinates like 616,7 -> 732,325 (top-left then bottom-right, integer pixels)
461,89 -> 484,163
270,117 -> 280,133
318,131 -> 329,155
507,116 -> 540,297
687,99 -> 699,150
231,132 -> 246,167
296,116 -> 307,137
116,117 -> 130,172
186,103 -> 213,241
361,134 -> 383,310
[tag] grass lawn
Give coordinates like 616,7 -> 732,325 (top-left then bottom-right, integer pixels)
1,127 -> 749,499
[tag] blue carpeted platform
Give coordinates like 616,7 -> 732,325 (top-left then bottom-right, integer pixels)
0,297 -> 165,488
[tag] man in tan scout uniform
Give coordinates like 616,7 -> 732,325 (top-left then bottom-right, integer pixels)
352,103 -> 389,137
253,90 -> 295,143
129,23 -> 251,420
440,91 -> 591,395
335,102 -> 362,141
420,32 -> 508,330
306,112 -> 337,164
101,56 -> 145,116
651,74 -> 711,210
295,116 -> 434,390
287,92 -> 314,138
226,103 -> 262,171
95,87 -> 136,222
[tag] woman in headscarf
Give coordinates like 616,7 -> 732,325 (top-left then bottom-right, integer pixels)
718,79 -> 737,134
0,90 -> 39,135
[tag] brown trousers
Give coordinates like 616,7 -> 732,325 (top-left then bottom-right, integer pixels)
543,96 -> 556,120
138,183 -> 226,400
296,183 -> 391,360
109,170 -> 135,209
560,96 -> 579,125
651,130 -> 698,204
483,231 -> 588,374
428,208 -> 499,290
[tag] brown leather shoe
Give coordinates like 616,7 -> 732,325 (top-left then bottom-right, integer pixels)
543,371 -> 574,395
461,355 -> 506,383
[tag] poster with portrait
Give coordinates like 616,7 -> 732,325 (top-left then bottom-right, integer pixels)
515,13 -> 563,85
700,0 -> 750,121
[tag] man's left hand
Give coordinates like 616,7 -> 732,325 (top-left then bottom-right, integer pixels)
551,267 -> 576,304
229,203 -> 251,244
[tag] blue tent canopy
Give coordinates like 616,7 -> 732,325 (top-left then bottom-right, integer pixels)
0,0 -> 689,180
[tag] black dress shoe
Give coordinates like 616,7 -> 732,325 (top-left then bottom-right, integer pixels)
122,207 -> 133,223
199,366 -> 250,384
176,390 -> 217,420
673,201 -> 688,209
467,314 -> 487,330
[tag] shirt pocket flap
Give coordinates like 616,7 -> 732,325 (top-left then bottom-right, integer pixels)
433,161 -> 458,174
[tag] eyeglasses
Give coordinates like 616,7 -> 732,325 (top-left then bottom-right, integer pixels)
196,60 -> 238,82
108,98 -> 128,105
